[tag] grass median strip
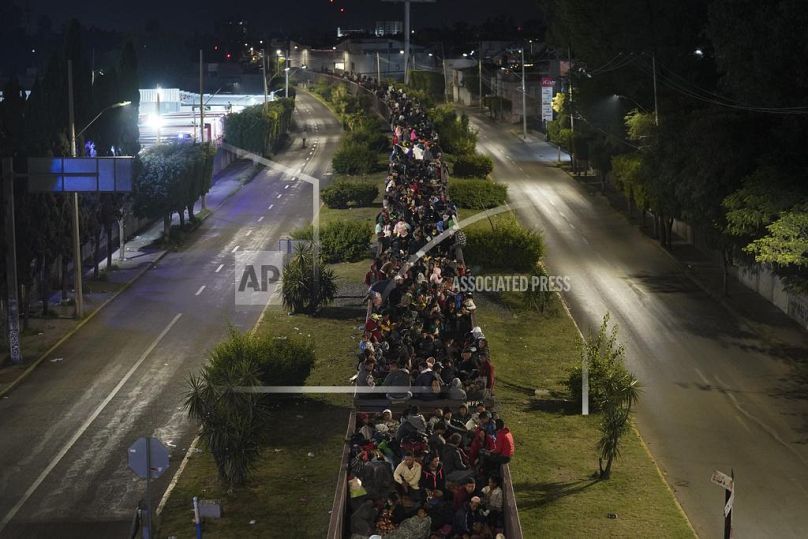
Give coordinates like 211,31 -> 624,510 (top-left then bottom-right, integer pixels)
474,292 -> 694,537
157,273 -> 363,538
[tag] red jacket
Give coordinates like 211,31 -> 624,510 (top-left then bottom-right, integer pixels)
493,427 -> 514,457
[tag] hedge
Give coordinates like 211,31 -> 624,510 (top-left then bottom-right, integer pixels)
332,141 -> 378,175
452,152 -> 494,178
322,180 -> 379,209
293,221 -> 373,263
448,179 -> 507,209
222,99 -> 295,156
464,222 -> 544,272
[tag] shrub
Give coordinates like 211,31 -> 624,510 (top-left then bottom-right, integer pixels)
184,328 -> 318,487
332,141 -> 378,175
565,314 -> 638,412
321,180 -> 379,209
293,221 -> 373,263
431,105 -> 477,156
281,242 -> 338,314
448,179 -> 507,209
452,152 -> 494,178
464,221 -> 544,272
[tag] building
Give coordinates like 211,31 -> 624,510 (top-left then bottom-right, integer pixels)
289,37 -> 428,81
137,87 -> 271,146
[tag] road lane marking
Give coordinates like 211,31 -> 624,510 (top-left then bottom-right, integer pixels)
0,313 -> 183,533
215,264 -> 224,273
276,194 -> 283,199
232,246 -> 240,253
284,184 -> 290,189
246,230 -> 253,237
195,285 -> 206,296
257,216 -> 264,222
268,204 -> 274,210
568,222 -> 576,230
694,368 -> 710,385
735,414 -> 752,433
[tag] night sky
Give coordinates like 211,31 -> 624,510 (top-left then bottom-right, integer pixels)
21,0 -> 540,34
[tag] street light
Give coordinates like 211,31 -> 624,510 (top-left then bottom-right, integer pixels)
285,67 -> 290,98
75,101 -> 131,140
613,94 -> 649,113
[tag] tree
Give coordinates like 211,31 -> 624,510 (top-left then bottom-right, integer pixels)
566,313 -> 640,479
185,330 -> 268,489
281,242 -> 337,314
746,211 -> 808,269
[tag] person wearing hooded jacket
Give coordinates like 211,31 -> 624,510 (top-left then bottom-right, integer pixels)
447,377 -> 467,401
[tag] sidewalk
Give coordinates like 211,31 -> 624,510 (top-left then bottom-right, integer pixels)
0,158 -> 259,394
502,119 -> 808,355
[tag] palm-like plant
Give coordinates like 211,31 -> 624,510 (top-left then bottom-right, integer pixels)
281,241 -> 337,314
185,330 -> 269,490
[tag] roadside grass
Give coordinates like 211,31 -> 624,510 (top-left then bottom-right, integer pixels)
474,294 -> 694,538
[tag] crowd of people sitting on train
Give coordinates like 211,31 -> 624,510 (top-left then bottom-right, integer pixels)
343,78 -> 513,538
348,405 -> 515,539
352,80 -> 494,403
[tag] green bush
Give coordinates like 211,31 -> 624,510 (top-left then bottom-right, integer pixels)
448,179 -> 507,209
332,141 -> 378,175
293,221 -> 372,263
452,152 -> 494,178
255,336 -> 316,387
321,180 -> 379,209
464,221 -> 544,272
222,99 -> 295,156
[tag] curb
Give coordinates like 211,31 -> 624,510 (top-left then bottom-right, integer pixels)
490,127 -> 700,536
0,199 -> 227,400
0,248 -> 170,399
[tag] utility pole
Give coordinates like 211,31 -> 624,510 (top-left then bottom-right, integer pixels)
199,49 -> 207,211
199,49 -> 205,143
404,0 -> 410,84
155,90 -> 161,145
478,43 -> 483,109
568,47 -> 575,174
262,49 -> 268,108
2,158 -> 22,364
652,53 -> 659,126
67,59 -> 84,318
376,51 -> 382,85
521,47 -> 527,140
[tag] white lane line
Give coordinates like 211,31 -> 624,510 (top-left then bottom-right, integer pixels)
284,184 -> 290,190
232,246 -> 240,253
581,236 -> 590,245
558,211 -> 568,220
694,367 -> 710,385
195,285 -> 206,296
257,216 -> 264,222
268,204 -> 274,210
214,264 -> 224,273
735,414 -> 752,433
246,230 -> 253,237
548,199 -> 557,207
276,194 -> 283,199
568,222 -> 576,230
0,313 -> 183,533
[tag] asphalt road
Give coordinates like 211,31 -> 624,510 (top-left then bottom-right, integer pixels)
0,91 -> 341,538
469,113 -> 808,538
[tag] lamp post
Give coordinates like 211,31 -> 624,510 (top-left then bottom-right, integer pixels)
67,59 -> 131,318
285,67 -> 290,98
521,47 -> 527,140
